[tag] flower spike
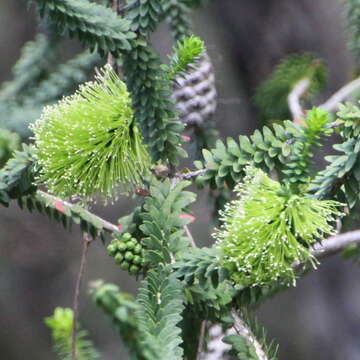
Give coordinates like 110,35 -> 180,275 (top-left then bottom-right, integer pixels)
31,65 -> 150,201
215,167 -> 343,287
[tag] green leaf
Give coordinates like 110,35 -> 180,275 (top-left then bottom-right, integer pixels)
139,178 -> 196,266
136,269 -> 185,360
239,135 -> 254,154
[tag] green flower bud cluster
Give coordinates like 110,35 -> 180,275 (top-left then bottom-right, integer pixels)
107,233 -> 144,275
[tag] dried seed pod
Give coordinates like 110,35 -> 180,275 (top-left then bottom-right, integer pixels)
172,52 -> 217,126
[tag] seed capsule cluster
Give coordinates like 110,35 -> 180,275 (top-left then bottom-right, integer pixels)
107,233 -> 144,275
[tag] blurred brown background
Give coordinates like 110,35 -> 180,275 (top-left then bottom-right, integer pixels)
1,1 -> 360,359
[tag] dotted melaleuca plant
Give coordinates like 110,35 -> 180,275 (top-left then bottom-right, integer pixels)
31,65 -> 150,201
215,167 -> 343,287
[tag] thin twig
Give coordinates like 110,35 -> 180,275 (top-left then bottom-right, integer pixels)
178,169 -> 206,180
292,230 -> 360,269
107,0 -> 119,67
181,217 -> 207,360
185,224 -> 197,248
111,0 -> 119,12
319,76 -> 360,112
197,320 -> 207,360
182,225 -> 209,360
231,310 -> 269,360
287,78 -> 311,125
37,190 -> 120,233
201,325 -> 232,360
311,229 -> 360,258
72,233 -> 92,360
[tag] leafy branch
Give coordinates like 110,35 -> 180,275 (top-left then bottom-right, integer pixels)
194,121 -> 303,190
223,310 -> 278,360
24,51 -> 101,106
310,103 -> 360,207
139,178 -> 196,266
136,269 -> 185,360
0,33 -> 57,102
45,307 -> 99,360
89,280 -> 144,358
34,0 -> 136,55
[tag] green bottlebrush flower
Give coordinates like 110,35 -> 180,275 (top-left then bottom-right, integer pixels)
215,167 -> 343,287
31,65 -> 150,200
